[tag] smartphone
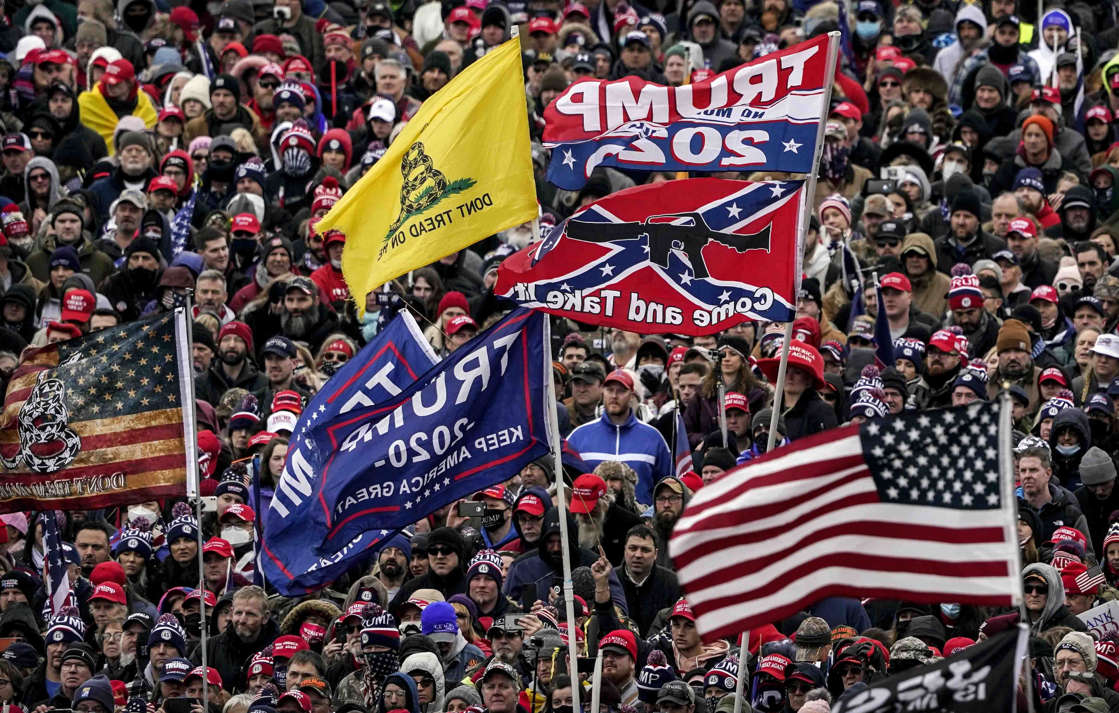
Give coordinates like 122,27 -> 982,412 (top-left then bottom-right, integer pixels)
457,501 -> 484,528
200,496 -> 217,513
864,179 -> 895,196
165,699 -> 197,713
499,614 -> 522,632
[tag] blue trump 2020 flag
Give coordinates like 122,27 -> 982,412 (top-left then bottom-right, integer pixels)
262,309 -> 550,594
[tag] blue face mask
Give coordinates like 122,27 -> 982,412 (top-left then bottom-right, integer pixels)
855,20 -> 881,40
940,602 -> 961,618
361,310 -> 380,342
1056,443 -> 1080,456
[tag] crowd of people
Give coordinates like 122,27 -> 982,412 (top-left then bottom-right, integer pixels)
3,0 -> 1119,712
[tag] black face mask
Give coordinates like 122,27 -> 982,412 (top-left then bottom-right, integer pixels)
128,266 -> 159,289
183,611 -> 202,636
482,508 -> 505,530
231,238 -> 257,257
894,34 -> 923,53
124,7 -> 152,33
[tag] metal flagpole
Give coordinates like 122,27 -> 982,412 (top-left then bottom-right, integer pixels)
998,390 -> 1033,712
717,380 -> 728,448
543,315 -> 581,713
732,32 -> 840,713
589,650 -> 603,713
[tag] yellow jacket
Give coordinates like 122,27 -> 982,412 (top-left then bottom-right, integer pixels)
77,84 -> 158,156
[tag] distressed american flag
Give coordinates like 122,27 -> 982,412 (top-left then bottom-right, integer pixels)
669,402 -> 1017,640
40,513 -> 74,615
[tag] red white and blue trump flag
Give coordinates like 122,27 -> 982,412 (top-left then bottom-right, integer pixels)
543,35 -> 832,189
670,402 -> 1018,640
496,178 -> 802,334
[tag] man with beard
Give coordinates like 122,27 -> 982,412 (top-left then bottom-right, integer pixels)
195,321 -> 267,406
247,277 -> 339,354
947,270 -> 999,359
100,236 -> 163,323
651,477 -> 689,568
486,618 -> 530,681
194,586 -> 277,691
261,336 -> 310,404
569,474 -> 640,566
194,271 -> 235,325
1060,189 -> 1099,246
924,330 -> 965,409
373,535 -> 409,602
934,190 -> 1006,270
27,200 -> 115,288
86,130 -> 158,225
619,524 -> 679,636
1076,242 -> 1108,296
985,320 -> 1041,409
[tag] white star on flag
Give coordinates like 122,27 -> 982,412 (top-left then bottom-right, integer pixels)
770,184 -> 786,197
600,263 -> 615,277
782,139 -> 801,153
679,272 -> 693,285
561,149 -> 576,170
726,203 -> 742,219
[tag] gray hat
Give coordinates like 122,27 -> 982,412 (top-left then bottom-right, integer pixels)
752,407 -> 786,434
1071,698 -> 1110,713
1080,446 -> 1117,486
890,636 -> 932,664
111,189 -> 148,212
657,680 -> 695,706
793,616 -> 831,661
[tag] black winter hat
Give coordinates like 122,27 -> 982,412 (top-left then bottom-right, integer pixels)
426,526 -> 465,557
879,367 -> 908,398
422,51 -> 452,76
125,236 -> 161,259
192,322 -> 216,354
210,74 -> 241,102
949,189 -> 981,219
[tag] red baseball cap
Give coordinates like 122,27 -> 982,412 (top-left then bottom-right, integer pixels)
102,59 -> 135,86
46,321 -> 82,340
1031,87 -> 1060,105
1039,367 -> 1068,386
201,537 -> 233,559
323,229 -> 345,248
184,588 -> 217,607
231,212 -> 261,235
148,175 -> 179,193
158,106 -> 185,123
1087,105 -> 1113,124
757,654 -> 792,681
670,598 -> 695,622
876,46 -> 902,62
830,101 -> 861,121
668,346 -> 687,367
277,691 -> 311,713
273,635 -> 310,660
447,6 -> 479,27
446,314 -> 478,336
1049,525 -> 1087,548
1029,285 -> 1059,304
185,666 -> 222,688
1007,217 -> 1036,239
603,369 -> 634,391
880,272 -> 912,293
599,629 -> 637,660
515,493 -> 547,517
724,391 -> 749,413
569,474 -> 606,514
528,16 -> 558,34
90,582 -> 127,605
61,289 -> 95,324
222,503 -> 255,523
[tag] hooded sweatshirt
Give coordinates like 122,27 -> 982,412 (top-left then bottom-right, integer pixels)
1021,562 -> 1088,632
21,156 -> 63,213
932,4 -> 987,86
1049,408 -> 1092,489
1028,9 -> 1073,85
376,672 -> 422,713
901,232 -> 950,318
399,652 -> 446,713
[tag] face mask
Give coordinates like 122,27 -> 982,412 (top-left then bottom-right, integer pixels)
751,683 -> 784,713
855,20 -> 880,40
361,310 -> 380,342
300,621 -> 326,645
820,141 -> 850,183
399,621 -> 421,637
231,238 -> 256,257
639,363 -> 664,379
940,602 -> 961,618
481,508 -> 505,530
1056,443 -> 1081,456
128,506 -> 158,528
705,697 -> 722,713
129,266 -> 159,289
183,611 -> 202,635
942,161 -> 965,180
330,258 -> 342,269
221,526 -> 252,546
554,707 -> 574,713
282,147 -> 312,176
363,649 -> 399,679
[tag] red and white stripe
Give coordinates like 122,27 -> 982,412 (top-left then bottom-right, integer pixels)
669,424 -> 1016,641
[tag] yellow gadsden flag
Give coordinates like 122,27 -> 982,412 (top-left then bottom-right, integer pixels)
319,38 -> 537,308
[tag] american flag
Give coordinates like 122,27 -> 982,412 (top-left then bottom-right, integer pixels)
669,402 -> 1018,640
673,409 -> 692,477
40,512 -> 74,615
1077,566 -> 1107,593
169,191 -> 198,257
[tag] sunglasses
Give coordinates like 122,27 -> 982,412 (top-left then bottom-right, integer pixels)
1056,282 -> 1077,291
786,681 -> 813,694
835,665 -> 863,677
192,154 -> 208,161
321,352 -> 349,363
428,546 -> 455,556
879,80 -> 900,88
29,173 -> 49,181
488,629 -> 521,640
28,131 -> 52,139
876,238 -> 900,247
1024,583 -> 1047,594
259,80 -> 279,89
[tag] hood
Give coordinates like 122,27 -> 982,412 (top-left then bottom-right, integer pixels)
1022,562 -> 1065,630
160,150 -> 195,198
687,1 -> 719,34
279,598 -> 342,635
24,5 -> 62,46
900,231 -> 938,268
163,70 -> 194,108
1049,407 -> 1090,450
899,164 -> 931,203
179,74 -> 212,110
905,614 -> 946,647
955,4 -> 987,38
318,128 -> 353,170
400,651 -> 445,713
538,506 -> 578,570
381,672 -> 421,713
87,47 -> 123,91
3,283 -> 37,314
1037,9 -> 1073,54
901,107 -> 933,139
953,109 -> 993,143
24,156 -> 63,209
0,603 -> 44,653
115,0 -> 157,30
1105,52 -> 1119,98
512,485 -> 552,543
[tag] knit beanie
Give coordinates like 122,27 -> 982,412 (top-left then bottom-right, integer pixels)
818,194 -> 851,226
426,526 -> 465,557
953,370 -> 988,401
420,601 -> 458,643
947,265 -> 983,311
149,613 -> 187,654
466,549 -> 504,589
1023,114 -> 1055,146
165,502 -> 198,544
46,605 -> 85,645
210,73 -> 241,102
1056,631 -> 1097,672
1080,446 -> 1117,486
436,291 -> 470,318
637,649 -> 678,703
445,685 -> 483,709
949,189 -> 981,219
218,320 -> 254,355
113,529 -> 153,559
848,388 -> 888,419
996,319 -> 1031,354
359,604 -> 400,650
704,654 -> 739,693
73,675 -> 116,713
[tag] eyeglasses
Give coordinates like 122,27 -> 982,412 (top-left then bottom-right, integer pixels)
1057,282 -> 1077,291
786,681 -> 812,694
488,629 -> 521,640
879,80 -> 900,88
1024,583 -> 1047,594
321,352 -> 349,363
835,664 -> 863,677
428,546 -> 455,556
655,494 -> 682,505
192,154 -> 208,161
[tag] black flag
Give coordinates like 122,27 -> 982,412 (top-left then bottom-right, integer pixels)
832,626 -> 1027,713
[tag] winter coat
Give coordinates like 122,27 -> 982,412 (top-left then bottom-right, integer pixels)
192,617 -> 280,694
1021,562 -> 1088,632
26,234 -> 115,288
902,232 -> 951,319
783,388 -> 837,442
1049,408 -> 1093,490
194,360 -> 267,407
934,228 -> 1007,274
621,564 -> 681,637
1035,481 -> 1093,553
1075,483 -> 1119,560
399,651 -> 447,713
76,83 -> 158,156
